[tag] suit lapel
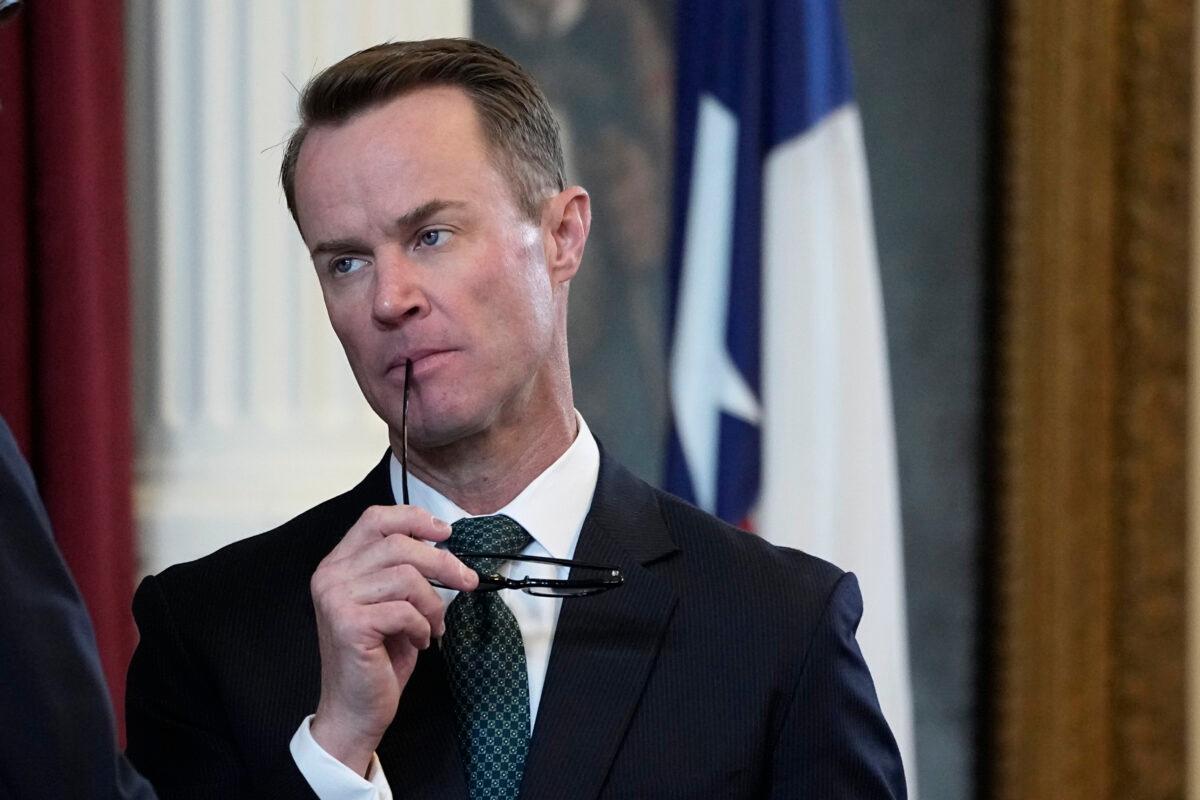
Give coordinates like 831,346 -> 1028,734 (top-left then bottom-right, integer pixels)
519,453 -> 679,800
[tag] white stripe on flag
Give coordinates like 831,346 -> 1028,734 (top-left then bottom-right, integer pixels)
670,94 -> 761,514
760,104 -> 917,790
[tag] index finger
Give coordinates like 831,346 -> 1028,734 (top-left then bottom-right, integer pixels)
349,533 -> 480,593
334,504 -> 452,557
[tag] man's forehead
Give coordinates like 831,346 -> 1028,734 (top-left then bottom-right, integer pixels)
300,86 -> 484,163
292,87 -> 499,235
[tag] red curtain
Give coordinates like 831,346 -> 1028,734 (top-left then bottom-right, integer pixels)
0,0 -> 136,730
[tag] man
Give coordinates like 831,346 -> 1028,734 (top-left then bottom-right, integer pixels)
0,417 -> 157,800
125,38 -> 905,799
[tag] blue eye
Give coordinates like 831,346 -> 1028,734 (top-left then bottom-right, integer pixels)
418,229 -> 451,248
330,256 -> 368,275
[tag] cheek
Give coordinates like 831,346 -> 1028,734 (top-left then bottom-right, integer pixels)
525,271 -> 560,340
323,303 -> 376,376
325,305 -> 358,350
509,241 -> 558,330
321,282 -> 371,345
474,276 -> 554,357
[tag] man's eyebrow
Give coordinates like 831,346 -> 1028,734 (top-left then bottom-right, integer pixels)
395,199 -> 467,230
309,237 -> 366,258
308,200 -> 467,258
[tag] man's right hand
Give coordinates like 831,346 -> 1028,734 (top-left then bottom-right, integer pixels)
308,504 -> 478,776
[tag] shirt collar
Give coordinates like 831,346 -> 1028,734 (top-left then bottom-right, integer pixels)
388,412 -> 600,561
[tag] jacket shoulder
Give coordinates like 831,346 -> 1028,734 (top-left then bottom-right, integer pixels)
651,486 -> 847,593
145,455 -> 392,610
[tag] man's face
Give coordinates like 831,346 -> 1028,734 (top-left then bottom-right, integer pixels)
293,87 -> 567,450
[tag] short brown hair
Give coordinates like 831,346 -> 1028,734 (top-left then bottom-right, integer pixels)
280,38 -> 565,224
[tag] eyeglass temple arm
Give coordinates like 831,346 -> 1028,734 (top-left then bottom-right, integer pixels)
400,358 -> 411,505
451,550 -> 621,574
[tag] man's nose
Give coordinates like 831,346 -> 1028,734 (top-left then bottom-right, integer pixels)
372,253 -> 429,327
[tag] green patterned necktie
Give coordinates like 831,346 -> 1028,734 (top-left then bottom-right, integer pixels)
443,514 -> 533,800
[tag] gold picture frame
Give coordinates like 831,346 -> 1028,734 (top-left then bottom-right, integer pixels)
995,1 -> 1192,797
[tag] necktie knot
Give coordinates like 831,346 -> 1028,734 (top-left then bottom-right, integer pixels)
448,515 -> 532,574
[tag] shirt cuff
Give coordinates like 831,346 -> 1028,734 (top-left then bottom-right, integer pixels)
289,714 -> 393,800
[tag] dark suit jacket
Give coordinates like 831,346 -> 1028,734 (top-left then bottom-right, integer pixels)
0,418 -> 157,800
126,450 -> 905,799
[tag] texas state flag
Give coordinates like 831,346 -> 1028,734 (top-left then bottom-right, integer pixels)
665,0 -> 916,787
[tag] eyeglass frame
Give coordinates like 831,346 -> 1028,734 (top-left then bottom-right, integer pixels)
399,359 -> 624,598
432,551 -> 623,597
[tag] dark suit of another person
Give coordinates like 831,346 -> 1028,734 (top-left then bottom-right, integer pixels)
0,417 -> 156,800
125,448 -> 905,799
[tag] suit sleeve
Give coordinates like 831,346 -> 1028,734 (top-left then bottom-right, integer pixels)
0,417 -> 157,800
126,574 -> 322,799
125,574 -> 262,798
768,572 -> 907,799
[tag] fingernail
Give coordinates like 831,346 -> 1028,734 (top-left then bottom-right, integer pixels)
433,517 -> 452,533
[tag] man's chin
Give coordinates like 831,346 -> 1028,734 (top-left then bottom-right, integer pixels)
391,412 -> 491,454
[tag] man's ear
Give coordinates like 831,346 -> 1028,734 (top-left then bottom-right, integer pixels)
542,186 -> 591,284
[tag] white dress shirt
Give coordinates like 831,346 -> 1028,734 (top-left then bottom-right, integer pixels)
290,414 -> 600,799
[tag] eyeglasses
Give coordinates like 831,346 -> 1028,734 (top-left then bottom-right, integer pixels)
434,551 -> 623,597
400,359 -> 624,598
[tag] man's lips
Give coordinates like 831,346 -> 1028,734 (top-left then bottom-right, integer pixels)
387,349 -> 452,375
